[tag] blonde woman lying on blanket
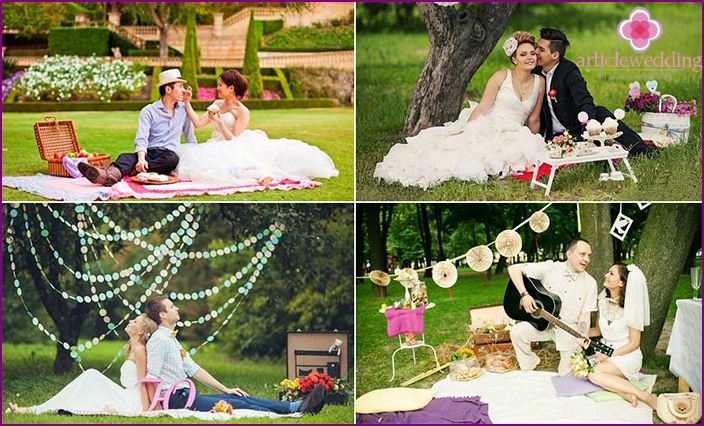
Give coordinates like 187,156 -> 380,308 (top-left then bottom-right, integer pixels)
374,31 -> 546,189
174,69 -> 338,186
8,314 -> 158,415
577,263 -> 658,410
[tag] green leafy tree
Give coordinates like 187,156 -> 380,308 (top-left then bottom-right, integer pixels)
242,9 -> 264,99
2,3 -> 67,40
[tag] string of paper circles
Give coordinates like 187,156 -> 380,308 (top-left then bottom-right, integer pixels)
367,204 -> 554,290
6,203 -> 285,370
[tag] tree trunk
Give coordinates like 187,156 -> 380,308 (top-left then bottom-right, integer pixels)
356,206 -> 366,285
159,26 -> 170,58
365,204 -> 387,298
416,204 -> 433,279
579,203 -> 613,295
434,205 -> 445,261
636,204 -> 700,357
404,2 -> 517,136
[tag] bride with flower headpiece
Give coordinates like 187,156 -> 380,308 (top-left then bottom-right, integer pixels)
577,263 -> 658,410
374,31 -> 546,189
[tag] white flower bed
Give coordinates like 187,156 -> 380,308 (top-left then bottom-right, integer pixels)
18,55 -> 146,102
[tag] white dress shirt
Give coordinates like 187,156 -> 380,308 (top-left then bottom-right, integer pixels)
543,63 -> 565,134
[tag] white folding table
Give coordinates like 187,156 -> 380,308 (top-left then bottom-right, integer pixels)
530,144 -> 638,196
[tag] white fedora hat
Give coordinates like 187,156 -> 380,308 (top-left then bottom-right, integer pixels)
157,69 -> 187,87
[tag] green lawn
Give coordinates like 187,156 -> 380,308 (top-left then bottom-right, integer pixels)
356,2 -> 702,201
356,267 -> 696,397
2,108 -> 353,201
2,341 -> 353,424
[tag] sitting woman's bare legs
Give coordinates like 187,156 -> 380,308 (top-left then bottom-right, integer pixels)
587,361 -> 657,410
8,402 -> 32,414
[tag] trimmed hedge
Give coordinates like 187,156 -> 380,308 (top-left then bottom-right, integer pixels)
48,27 -> 110,56
3,99 -> 338,113
262,26 -> 353,52
128,49 -> 181,57
262,19 -> 285,35
198,75 -> 218,88
109,31 -> 137,58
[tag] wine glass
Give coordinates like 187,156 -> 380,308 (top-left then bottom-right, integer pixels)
690,267 -> 701,300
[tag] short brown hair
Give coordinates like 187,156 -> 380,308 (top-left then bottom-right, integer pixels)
145,295 -> 168,325
566,237 -> 590,252
220,69 -> 249,99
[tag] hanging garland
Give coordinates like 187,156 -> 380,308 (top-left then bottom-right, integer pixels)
5,203 -> 284,370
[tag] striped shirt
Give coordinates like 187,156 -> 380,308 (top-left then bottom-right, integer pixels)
146,326 -> 200,396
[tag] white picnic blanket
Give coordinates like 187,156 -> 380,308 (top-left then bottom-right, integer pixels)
431,370 -> 655,424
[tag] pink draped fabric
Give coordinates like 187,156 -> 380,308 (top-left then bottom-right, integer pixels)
384,306 -> 425,337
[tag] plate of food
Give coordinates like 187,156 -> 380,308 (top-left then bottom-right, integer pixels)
450,366 -> 483,381
131,172 -> 179,185
581,131 -> 623,143
484,352 -> 516,373
575,142 -> 597,156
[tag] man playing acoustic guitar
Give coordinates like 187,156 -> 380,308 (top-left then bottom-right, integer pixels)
507,238 -> 597,376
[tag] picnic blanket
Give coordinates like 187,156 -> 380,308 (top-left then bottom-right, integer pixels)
2,174 -> 321,201
356,396 -> 491,424
430,370 -> 655,424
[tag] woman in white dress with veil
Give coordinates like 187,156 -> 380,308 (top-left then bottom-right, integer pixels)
577,263 -> 658,410
8,314 -> 158,415
175,70 -> 338,186
374,31 -> 546,189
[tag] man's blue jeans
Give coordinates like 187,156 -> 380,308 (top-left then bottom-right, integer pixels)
168,388 -> 295,414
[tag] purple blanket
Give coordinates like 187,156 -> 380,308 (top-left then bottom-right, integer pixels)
356,396 -> 492,424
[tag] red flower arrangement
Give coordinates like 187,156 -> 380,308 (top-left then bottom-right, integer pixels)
299,371 -> 335,394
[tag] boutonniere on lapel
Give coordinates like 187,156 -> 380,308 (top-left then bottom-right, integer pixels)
181,349 -> 187,359
548,89 -> 558,103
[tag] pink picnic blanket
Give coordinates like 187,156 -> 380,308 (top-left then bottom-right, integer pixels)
384,306 -> 426,337
2,174 -> 321,201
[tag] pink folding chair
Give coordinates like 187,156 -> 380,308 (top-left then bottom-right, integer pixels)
137,378 -> 196,411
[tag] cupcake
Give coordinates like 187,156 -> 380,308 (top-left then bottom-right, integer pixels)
602,117 -> 618,136
586,119 -> 602,136
206,104 -> 220,113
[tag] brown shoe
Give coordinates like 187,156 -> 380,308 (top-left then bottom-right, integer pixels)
78,163 -> 122,187
297,383 -> 325,415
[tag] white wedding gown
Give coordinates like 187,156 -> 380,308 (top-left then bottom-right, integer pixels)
30,360 -> 142,415
175,111 -> 339,185
597,296 -> 643,380
374,69 -> 546,189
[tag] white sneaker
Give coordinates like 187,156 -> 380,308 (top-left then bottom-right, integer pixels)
610,171 -> 625,181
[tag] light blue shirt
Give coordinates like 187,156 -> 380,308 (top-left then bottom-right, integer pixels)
134,99 -> 197,153
146,326 -> 201,396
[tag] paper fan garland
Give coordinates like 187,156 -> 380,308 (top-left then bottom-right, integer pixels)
529,211 -> 550,233
369,270 -> 390,287
432,260 -> 458,288
465,245 -> 494,272
495,230 -> 522,258
394,267 -> 419,288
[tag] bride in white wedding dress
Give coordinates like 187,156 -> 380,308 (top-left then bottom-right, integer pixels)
374,31 -> 546,189
8,314 -> 157,415
175,70 -> 338,186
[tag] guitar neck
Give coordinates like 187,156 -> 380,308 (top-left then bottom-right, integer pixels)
538,309 -> 582,339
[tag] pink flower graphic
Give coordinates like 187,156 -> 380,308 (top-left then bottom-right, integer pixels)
618,7 -> 662,53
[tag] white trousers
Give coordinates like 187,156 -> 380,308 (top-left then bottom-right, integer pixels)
509,321 -> 576,376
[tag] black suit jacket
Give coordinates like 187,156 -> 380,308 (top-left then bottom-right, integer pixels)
533,59 -> 598,140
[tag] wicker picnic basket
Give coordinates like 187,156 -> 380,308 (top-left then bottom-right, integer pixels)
33,116 -> 111,177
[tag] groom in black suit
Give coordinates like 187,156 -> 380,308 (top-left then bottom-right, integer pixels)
533,28 -> 651,156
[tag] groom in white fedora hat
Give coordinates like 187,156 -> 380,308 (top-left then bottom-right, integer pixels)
79,68 -> 197,186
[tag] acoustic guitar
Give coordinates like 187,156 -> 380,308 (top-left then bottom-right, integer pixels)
503,276 -> 614,357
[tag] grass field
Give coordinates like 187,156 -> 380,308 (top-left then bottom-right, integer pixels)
2,341 -> 354,424
356,2 -> 702,201
355,266 -> 696,399
2,108 -> 354,202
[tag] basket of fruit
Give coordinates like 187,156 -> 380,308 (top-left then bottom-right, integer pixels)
34,116 -> 111,177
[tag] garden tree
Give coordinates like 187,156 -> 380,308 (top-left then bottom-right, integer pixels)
579,203 -> 614,292
2,3 -> 67,39
403,2 -> 518,136
243,9 -> 264,99
635,203 -> 700,358
362,204 -> 394,298
416,204 -> 433,278
433,204 -> 447,262
128,3 -> 189,58
182,10 -> 200,99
